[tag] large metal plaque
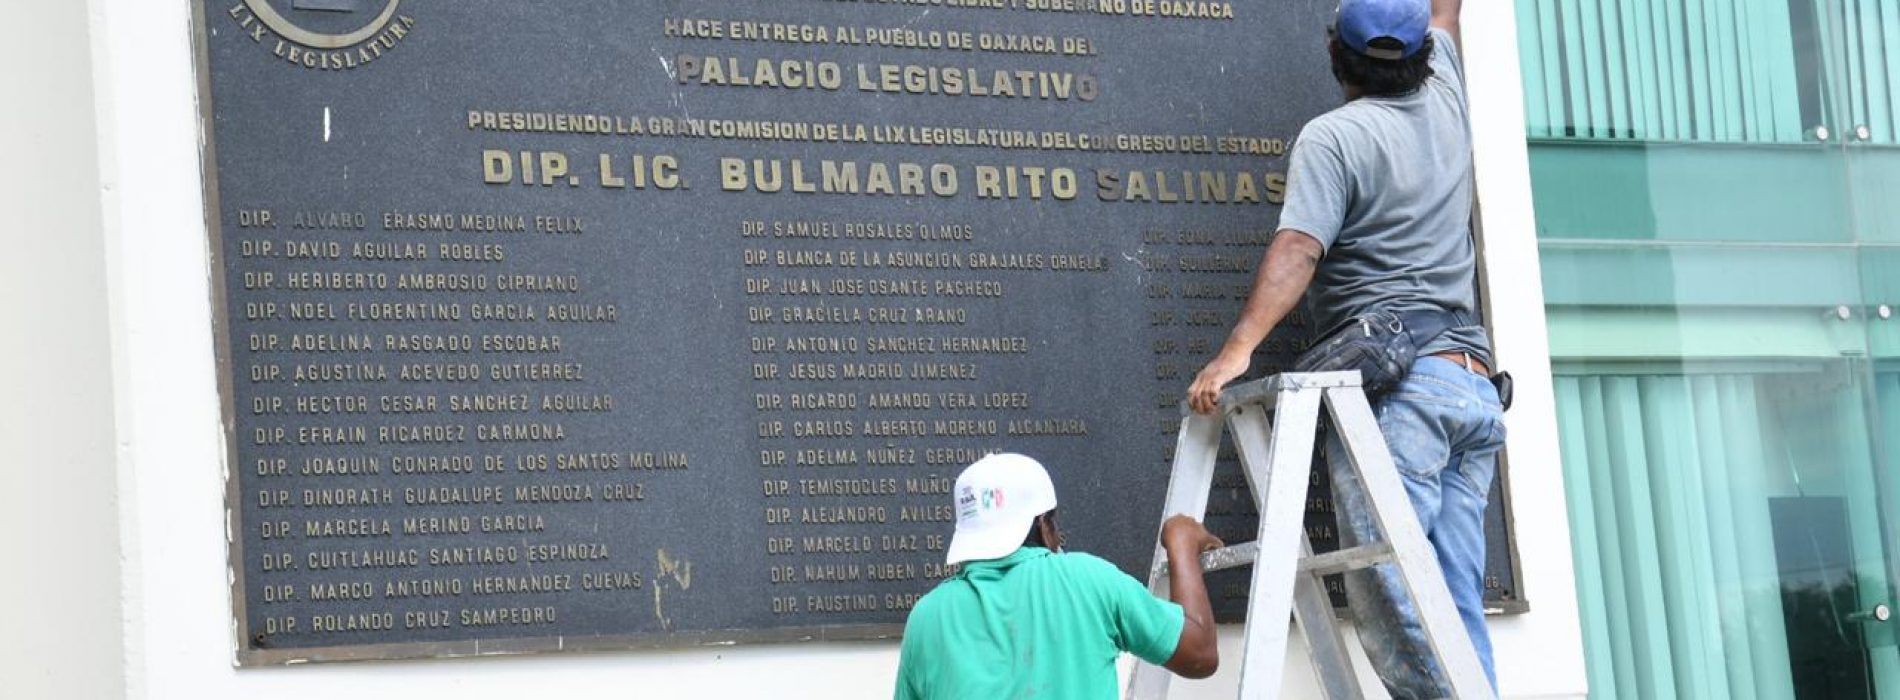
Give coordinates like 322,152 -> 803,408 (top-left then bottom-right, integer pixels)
198,0 -> 1523,666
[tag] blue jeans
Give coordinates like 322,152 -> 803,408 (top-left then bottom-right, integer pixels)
1323,356 -> 1505,699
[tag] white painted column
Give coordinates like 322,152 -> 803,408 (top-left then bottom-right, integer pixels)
1462,2 -> 1591,698
0,3 -> 125,699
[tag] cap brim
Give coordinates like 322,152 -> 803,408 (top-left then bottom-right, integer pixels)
944,515 -> 1036,565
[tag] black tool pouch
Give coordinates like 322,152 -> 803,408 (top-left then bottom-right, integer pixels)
1291,310 -> 1418,399
1491,371 -> 1514,412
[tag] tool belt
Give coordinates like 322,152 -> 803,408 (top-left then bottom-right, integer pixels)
1293,308 -> 1511,410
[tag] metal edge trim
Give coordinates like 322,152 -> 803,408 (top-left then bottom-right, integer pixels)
236,623 -> 907,667
186,0 -> 255,668
1492,446 -> 1530,614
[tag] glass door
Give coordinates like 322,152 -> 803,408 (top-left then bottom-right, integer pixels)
1515,0 -> 1900,695
1825,0 -> 1900,692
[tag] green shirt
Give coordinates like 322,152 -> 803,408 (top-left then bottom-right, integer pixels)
894,547 -> 1185,700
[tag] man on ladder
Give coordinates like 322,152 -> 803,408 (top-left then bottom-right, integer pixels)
1188,0 -> 1507,696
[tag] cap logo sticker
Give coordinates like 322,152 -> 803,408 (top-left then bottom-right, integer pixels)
956,486 -> 979,519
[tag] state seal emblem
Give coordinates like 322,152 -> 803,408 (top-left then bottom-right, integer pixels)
225,0 -> 416,71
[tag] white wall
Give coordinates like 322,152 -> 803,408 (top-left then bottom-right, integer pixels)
1459,1 -> 1591,697
0,2 -> 126,699
87,1 -> 1587,698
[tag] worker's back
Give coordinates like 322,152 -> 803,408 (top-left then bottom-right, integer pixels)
894,546 -> 1183,700
1279,27 -> 1490,365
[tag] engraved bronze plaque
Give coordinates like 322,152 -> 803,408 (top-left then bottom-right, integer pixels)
197,0 -> 1523,666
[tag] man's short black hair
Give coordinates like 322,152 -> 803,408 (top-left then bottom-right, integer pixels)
1329,35 -> 1435,97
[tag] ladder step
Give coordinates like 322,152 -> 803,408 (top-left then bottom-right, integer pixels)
1148,540 -> 1398,579
1148,540 -> 1395,580
1200,542 -> 1258,573
1148,542 -> 1259,580
1297,542 -> 1394,577
1178,371 -> 1365,416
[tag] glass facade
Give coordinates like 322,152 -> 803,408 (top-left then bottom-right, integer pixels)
1515,0 -> 1900,696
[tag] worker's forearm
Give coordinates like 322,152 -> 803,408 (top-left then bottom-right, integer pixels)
1164,541 -> 1216,647
1217,232 -> 1319,360
1432,0 -> 1462,43
1433,0 -> 1462,22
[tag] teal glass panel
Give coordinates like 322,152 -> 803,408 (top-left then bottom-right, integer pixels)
1538,245 -> 1864,308
1527,143 -> 1850,243
1846,150 -> 1900,243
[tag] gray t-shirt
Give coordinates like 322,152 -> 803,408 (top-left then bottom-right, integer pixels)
1277,28 -> 1492,366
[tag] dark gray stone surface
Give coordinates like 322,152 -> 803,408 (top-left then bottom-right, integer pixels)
200,0 -> 1520,664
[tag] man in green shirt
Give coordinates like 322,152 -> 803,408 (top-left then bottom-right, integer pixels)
894,453 -> 1223,699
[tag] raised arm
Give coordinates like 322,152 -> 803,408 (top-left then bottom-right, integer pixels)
1433,0 -> 1462,47
1159,515 -> 1223,679
1185,230 -> 1323,414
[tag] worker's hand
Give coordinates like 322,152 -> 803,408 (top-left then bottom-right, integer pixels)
1161,515 -> 1224,555
1187,352 -> 1249,415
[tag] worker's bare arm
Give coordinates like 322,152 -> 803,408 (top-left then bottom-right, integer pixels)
1186,230 -> 1322,414
1432,0 -> 1461,46
1160,515 -> 1223,679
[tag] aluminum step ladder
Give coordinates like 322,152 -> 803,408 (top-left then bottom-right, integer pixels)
1127,372 -> 1494,700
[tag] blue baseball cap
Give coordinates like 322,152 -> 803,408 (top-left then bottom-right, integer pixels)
1335,0 -> 1431,60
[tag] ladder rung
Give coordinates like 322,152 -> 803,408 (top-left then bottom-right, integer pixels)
1297,542 -> 1394,576
1149,542 -> 1259,580
1150,541 -> 1395,581
1176,371 -> 1364,416
1200,542 -> 1258,572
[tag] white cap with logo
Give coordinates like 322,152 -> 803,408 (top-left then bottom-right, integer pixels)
944,453 -> 1059,565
